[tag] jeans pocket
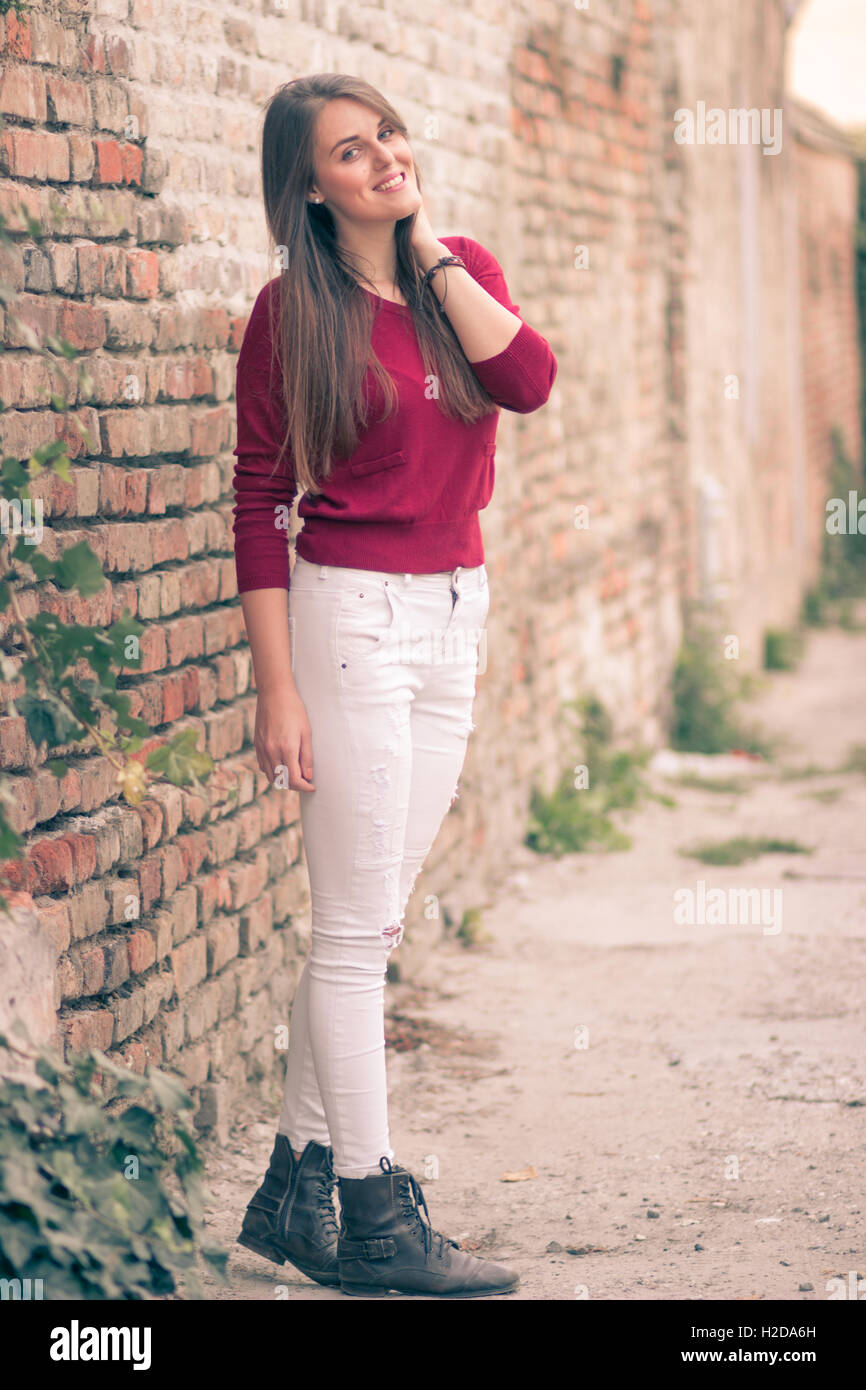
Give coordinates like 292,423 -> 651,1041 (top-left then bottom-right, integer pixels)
464,579 -> 490,627
335,582 -> 399,665
479,579 -> 491,622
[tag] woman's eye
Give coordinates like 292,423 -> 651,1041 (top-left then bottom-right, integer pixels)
342,128 -> 395,160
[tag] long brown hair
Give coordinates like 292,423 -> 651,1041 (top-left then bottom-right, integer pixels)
259,74 -> 498,495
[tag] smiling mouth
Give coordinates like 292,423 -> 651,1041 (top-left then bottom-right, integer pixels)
373,171 -> 407,192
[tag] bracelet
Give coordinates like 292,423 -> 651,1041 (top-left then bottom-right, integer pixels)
421,254 -> 466,313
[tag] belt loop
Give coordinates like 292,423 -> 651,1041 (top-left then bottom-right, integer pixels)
404,572 -> 412,585
318,564 -> 328,580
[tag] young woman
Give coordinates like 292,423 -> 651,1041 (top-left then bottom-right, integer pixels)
232,74 -> 557,1299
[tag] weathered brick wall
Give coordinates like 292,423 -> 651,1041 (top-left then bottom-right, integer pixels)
658,0 -> 799,655
0,1 -> 860,1123
424,0 -> 851,926
0,0 -> 312,1120
793,101 -> 864,586
418,0 -> 692,909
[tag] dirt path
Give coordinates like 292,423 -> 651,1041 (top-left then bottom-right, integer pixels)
198,621 -> 866,1300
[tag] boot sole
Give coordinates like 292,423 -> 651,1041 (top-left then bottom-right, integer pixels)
340,1278 -> 519,1299
237,1232 -> 341,1287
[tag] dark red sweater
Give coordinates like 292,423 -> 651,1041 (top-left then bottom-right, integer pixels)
231,235 -> 557,593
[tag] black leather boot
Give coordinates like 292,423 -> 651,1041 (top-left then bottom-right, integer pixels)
337,1156 -> 519,1298
237,1134 -> 340,1286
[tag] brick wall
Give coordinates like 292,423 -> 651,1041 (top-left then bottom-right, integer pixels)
792,99 -> 864,586
0,0 -> 315,1118
0,1 -> 861,1125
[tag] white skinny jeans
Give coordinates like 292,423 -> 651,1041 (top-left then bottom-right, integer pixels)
277,554 -> 490,1178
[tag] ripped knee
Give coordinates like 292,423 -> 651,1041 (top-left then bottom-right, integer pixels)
381,920 -> 404,950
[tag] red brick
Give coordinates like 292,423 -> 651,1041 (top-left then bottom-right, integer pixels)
62,1007 -> 114,1057
143,906 -> 173,961
166,888 -> 198,947
28,837 -> 75,894
119,142 -> 143,187
81,33 -> 106,73
110,986 -> 145,1041
116,1037 -> 149,1074
2,774 -> 37,835
100,938 -> 130,992
5,10 -> 32,61
66,832 -> 99,886
175,1039 -> 209,1087
0,65 -> 45,122
179,828 -> 210,882
136,854 -> 163,913
68,132 -> 94,181
75,243 -> 126,297
38,897 -> 71,955
135,797 -> 166,851
159,1005 -> 184,1060
46,75 -> 92,126
104,33 -> 131,76
143,972 -> 172,1024
127,927 -> 156,974
79,943 -> 106,994
239,896 -> 273,956
58,301 -> 106,352
56,953 -> 82,1003
171,933 -> 207,997
0,128 -> 69,181
67,882 -> 110,941
93,139 -> 123,183
206,917 -> 239,975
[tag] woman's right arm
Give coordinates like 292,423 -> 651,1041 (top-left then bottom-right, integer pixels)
240,587 -> 315,792
232,281 -> 313,791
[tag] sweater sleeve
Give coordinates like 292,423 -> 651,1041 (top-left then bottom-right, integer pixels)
449,236 -> 558,414
231,279 -> 297,594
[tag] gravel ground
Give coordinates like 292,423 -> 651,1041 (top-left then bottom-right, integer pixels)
196,621 -> 866,1301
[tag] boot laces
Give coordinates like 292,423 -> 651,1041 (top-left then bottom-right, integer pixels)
314,1152 -> 339,1239
398,1170 -> 461,1260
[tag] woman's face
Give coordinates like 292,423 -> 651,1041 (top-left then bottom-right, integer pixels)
308,98 -> 421,224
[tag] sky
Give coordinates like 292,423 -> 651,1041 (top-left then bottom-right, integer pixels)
787,0 -> 866,128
